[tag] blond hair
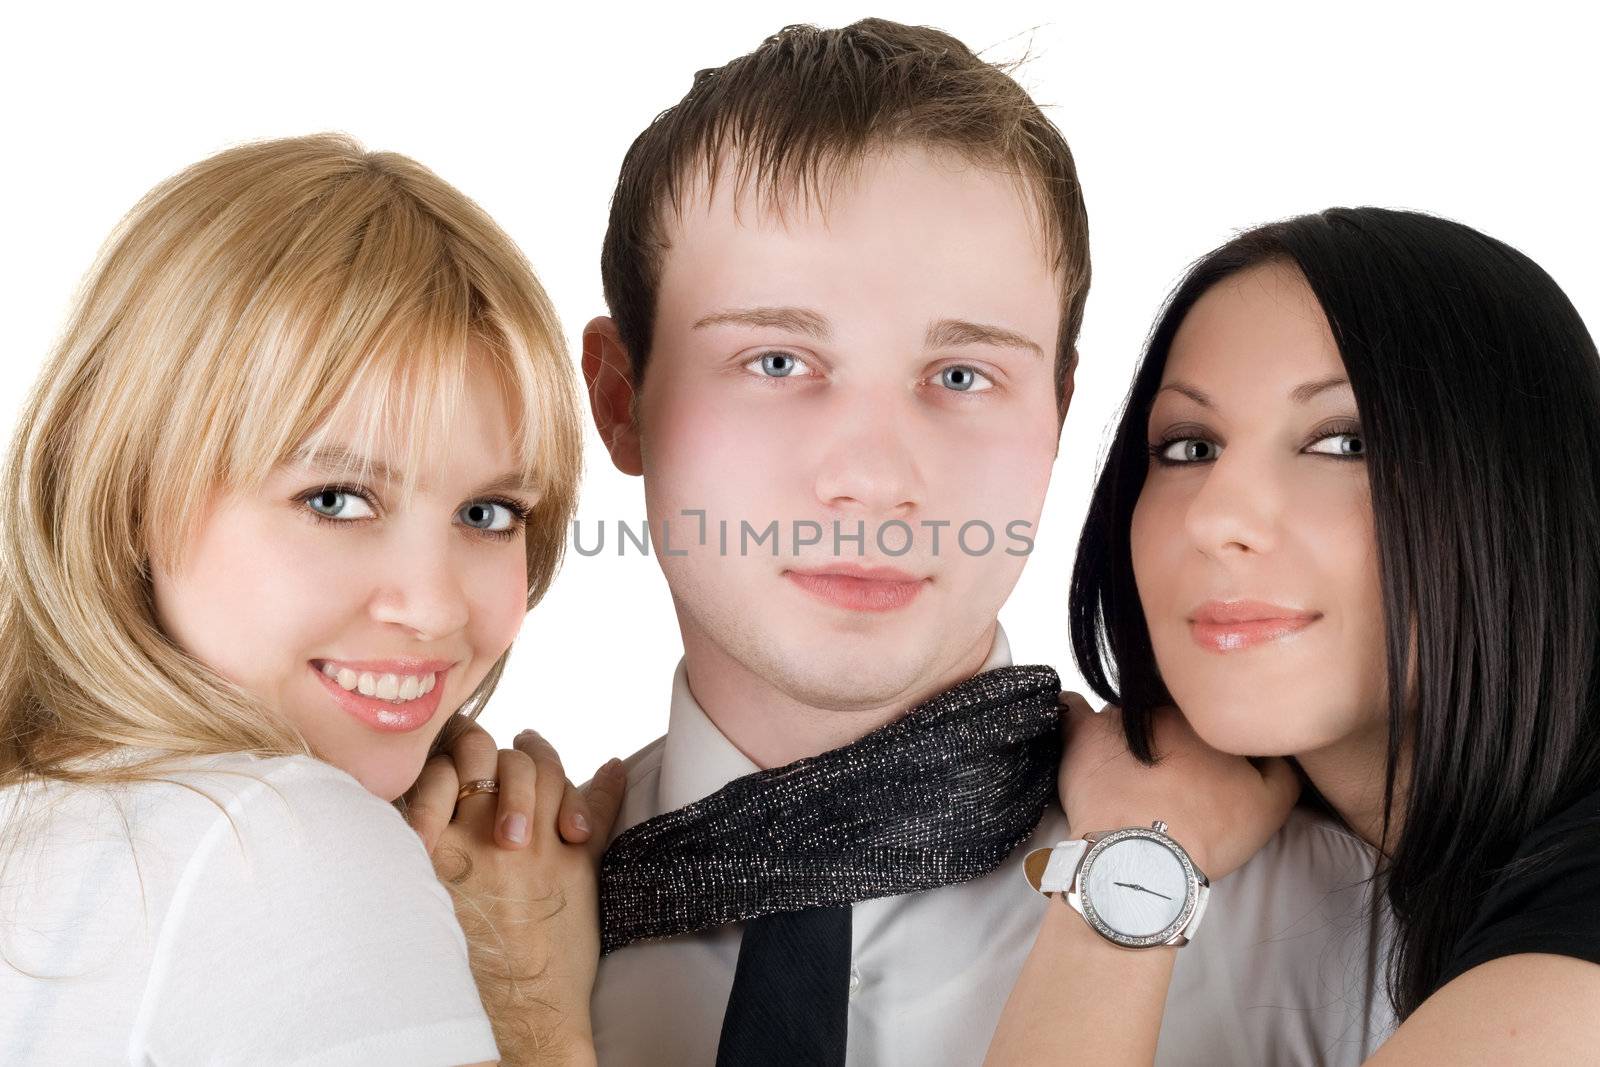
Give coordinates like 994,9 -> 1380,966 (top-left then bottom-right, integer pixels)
0,133 -> 582,790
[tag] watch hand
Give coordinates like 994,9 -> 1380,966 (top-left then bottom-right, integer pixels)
1112,881 -> 1174,901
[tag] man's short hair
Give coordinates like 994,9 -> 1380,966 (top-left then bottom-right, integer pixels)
599,18 -> 1090,422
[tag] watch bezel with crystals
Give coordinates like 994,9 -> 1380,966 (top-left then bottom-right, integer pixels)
1023,820 -> 1211,950
1071,824 -> 1207,948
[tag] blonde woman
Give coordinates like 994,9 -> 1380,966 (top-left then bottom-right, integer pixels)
0,135 -> 621,1065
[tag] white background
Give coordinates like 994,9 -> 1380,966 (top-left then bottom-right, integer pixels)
4,1 -> 1595,778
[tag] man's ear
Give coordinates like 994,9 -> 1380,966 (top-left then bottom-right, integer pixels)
1060,350 -> 1077,415
581,316 -> 643,477
1054,351 -> 1078,457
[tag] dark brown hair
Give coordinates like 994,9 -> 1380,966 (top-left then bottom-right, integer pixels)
598,18 -> 1090,421
1070,208 -> 1600,1019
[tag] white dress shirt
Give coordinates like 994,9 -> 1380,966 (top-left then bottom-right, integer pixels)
592,624 -> 1396,1065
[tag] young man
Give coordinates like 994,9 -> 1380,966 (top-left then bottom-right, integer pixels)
581,19 -> 1391,1065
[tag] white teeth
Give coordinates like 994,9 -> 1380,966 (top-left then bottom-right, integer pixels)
320,662 -> 437,703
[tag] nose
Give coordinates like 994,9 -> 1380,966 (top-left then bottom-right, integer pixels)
811,397 -> 924,519
1181,445 -> 1281,559
367,531 -> 472,642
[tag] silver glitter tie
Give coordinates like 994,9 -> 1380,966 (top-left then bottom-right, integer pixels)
600,664 -> 1063,955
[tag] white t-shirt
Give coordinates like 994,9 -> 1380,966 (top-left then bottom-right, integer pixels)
0,749 -> 499,1066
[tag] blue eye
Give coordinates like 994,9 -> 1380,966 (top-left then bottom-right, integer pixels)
745,351 -> 813,378
938,365 -> 992,392
305,489 -> 376,520
459,501 -> 516,532
299,486 -> 529,543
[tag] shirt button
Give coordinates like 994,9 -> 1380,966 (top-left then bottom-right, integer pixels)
848,967 -> 862,1000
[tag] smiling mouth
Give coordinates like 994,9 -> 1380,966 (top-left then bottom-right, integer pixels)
310,660 -> 452,734
316,661 -> 439,703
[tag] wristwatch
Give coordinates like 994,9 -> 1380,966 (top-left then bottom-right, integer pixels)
1022,821 -> 1210,948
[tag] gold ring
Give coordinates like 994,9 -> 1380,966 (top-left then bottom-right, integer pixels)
456,778 -> 501,801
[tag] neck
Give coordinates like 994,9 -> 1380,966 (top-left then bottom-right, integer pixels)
1294,719 -> 1408,853
680,620 -> 1000,769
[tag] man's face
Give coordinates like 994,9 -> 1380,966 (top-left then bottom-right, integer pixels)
601,145 -> 1066,713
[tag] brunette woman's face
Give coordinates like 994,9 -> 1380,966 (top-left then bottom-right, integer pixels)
1129,261 -> 1388,757
150,367 -> 537,800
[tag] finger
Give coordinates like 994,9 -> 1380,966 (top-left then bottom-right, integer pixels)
555,779 -> 592,845
490,747 -> 538,849
512,728 -> 571,833
401,754 -> 461,855
446,720 -> 503,834
580,758 -> 629,860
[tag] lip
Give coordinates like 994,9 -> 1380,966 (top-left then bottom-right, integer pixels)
784,563 -> 929,613
310,659 -> 455,734
1187,600 -> 1321,654
312,656 -> 455,675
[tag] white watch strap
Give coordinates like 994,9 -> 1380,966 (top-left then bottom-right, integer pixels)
1187,883 -> 1210,934
1039,839 -> 1088,894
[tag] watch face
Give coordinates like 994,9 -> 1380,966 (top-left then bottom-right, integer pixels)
1080,832 -> 1194,945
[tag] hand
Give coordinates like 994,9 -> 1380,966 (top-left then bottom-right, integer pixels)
399,720 -> 627,1065
1057,692 -> 1299,880
404,719 -> 621,855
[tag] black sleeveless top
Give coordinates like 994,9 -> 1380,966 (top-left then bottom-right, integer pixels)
1437,782 -> 1600,987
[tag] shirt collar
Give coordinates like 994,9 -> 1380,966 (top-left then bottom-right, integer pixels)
657,621 -> 1014,814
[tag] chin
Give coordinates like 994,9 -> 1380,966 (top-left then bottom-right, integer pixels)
761,632 -> 936,711
315,743 -> 424,803
1171,690 -> 1350,759
353,761 -> 424,803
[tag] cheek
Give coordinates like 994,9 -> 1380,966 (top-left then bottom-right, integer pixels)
946,414 -> 1055,512
642,375 -> 793,517
1308,489 -> 1386,697
152,514 -> 368,723
936,426 -> 1053,588
1292,475 -> 1379,603
465,550 -> 530,649
1129,484 -> 1180,609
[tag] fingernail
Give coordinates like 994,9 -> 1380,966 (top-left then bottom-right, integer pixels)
502,813 -> 528,844
515,728 -> 534,741
572,811 -> 590,834
603,757 -> 625,775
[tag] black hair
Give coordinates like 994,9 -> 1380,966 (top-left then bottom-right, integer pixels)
1069,207 -> 1600,1019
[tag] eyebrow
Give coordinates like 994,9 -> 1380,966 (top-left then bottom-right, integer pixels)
692,306 -> 831,338
289,445 -> 536,496
1157,375 -> 1353,408
691,306 -> 1043,357
925,318 -> 1044,358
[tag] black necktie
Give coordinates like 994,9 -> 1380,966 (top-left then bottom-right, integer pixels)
716,905 -> 851,1065
597,664 -> 1063,1061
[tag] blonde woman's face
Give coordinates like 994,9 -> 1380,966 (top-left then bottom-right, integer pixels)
151,368 -> 536,800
